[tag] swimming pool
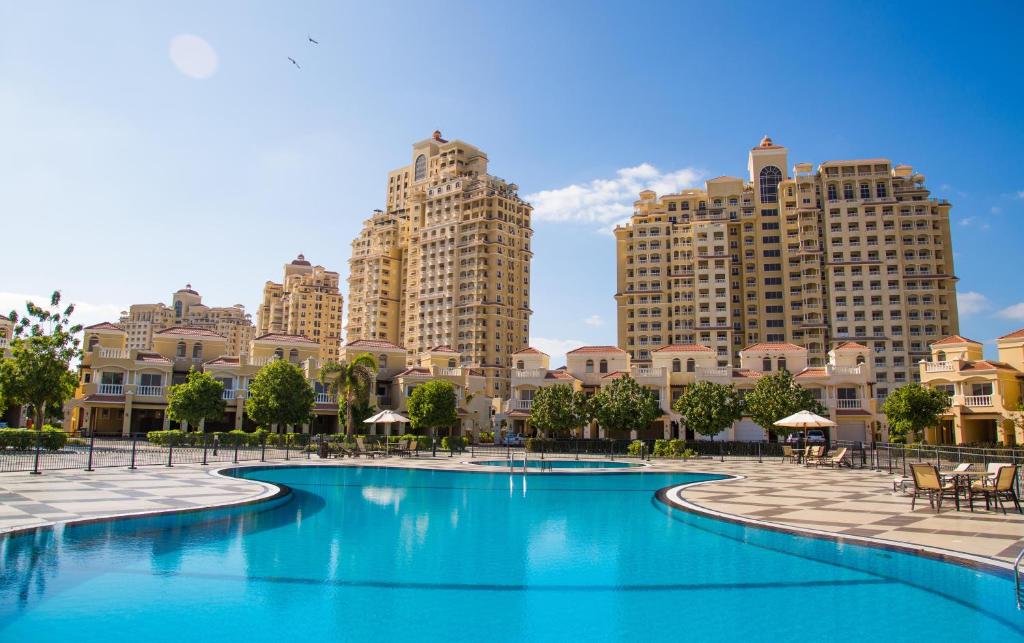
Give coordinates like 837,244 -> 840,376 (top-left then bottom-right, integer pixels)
0,466 -> 1019,641
472,459 -> 642,469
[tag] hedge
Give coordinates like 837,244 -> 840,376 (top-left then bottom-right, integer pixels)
440,436 -> 466,452
0,427 -> 68,451
652,439 -> 698,459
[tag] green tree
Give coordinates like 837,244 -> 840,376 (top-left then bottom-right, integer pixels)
744,370 -> 827,437
319,353 -> 377,436
529,384 -> 588,438
246,359 -> 315,432
166,368 -> 225,431
589,376 -> 661,439
882,383 -> 951,443
672,381 -> 744,440
407,379 -> 458,444
0,292 -> 81,428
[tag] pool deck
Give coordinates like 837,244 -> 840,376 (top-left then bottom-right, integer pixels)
0,456 -> 1020,567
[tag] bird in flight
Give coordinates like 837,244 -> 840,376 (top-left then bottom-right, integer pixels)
308,35 -> 319,45
287,57 -> 301,69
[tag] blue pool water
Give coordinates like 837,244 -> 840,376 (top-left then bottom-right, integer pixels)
0,466 -> 1019,642
472,459 -> 641,469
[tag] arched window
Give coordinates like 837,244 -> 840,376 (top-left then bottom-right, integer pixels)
686,358 -> 695,373
843,184 -> 854,200
778,357 -> 787,372
378,354 -> 388,368
672,359 -> 681,373
289,349 -> 299,363
192,343 -> 202,359
762,357 -> 772,371
759,166 -> 782,203
856,355 -> 866,365
827,184 -> 838,201
936,350 -> 946,362
585,359 -> 594,373
87,335 -> 99,352
860,183 -> 870,199
273,348 -> 284,359
516,360 -> 525,370
599,359 -> 608,374
174,300 -> 183,317
448,358 -> 456,368
414,154 -> 426,181
176,341 -> 186,357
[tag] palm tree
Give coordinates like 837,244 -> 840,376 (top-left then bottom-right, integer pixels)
319,353 -> 378,436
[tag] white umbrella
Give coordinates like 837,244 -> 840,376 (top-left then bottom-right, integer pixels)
774,410 -> 836,444
364,410 -> 411,447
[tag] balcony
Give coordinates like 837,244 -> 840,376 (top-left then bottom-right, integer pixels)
632,366 -> 665,378
964,395 -> 992,407
833,399 -> 863,410
99,348 -> 130,359
508,399 -> 532,411
696,366 -> 731,377
512,368 -> 546,379
825,365 -> 863,376
98,384 -> 124,395
435,367 -> 462,377
136,385 -> 165,397
924,361 -> 955,373
315,393 -> 338,404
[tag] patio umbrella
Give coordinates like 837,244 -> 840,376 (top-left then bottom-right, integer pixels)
364,410 -> 411,439
773,410 -> 836,444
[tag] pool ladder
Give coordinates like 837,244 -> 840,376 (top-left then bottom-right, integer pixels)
1015,546 -> 1024,609
507,450 -> 528,474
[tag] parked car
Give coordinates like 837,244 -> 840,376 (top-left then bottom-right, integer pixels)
785,429 -> 827,444
502,433 -> 525,446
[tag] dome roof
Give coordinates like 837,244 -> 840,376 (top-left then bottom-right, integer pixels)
759,135 -> 774,147
176,283 -> 199,295
291,253 -> 311,266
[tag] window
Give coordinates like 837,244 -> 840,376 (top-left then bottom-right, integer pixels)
759,166 -> 782,203
843,184 -> 854,200
176,341 -> 186,357
516,360 -> 525,370
174,300 -> 183,317
139,373 -> 162,387
448,358 -> 456,368
378,354 -> 388,368
87,335 -> 99,352
778,357 -> 787,371
414,154 -> 426,181
585,359 -> 594,373
686,358 -> 695,373
289,349 -> 299,363
274,348 -> 284,359
762,358 -> 772,371
672,358 -> 681,372
860,183 -> 870,199
599,359 -> 608,374
827,184 -> 838,201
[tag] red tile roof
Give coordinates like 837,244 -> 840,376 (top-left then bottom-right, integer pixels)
654,344 -> 713,353
960,360 -> 1020,372
513,347 -> 548,355
205,356 -> 240,365
733,369 -> 765,379
567,345 -> 626,354
931,334 -> 980,346
84,322 -> 125,332
156,326 -> 226,339
395,367 -> 431,377
833,341 -> 868,351
601,370 -> 629,380
997,328 -> 1024,341
795,367 -> 827,378
344,338 -> 406,351
545,370 -> 577,381
136,352 -> 171,363
428,345 -> 458,353
255,333 -> 318,345
742,342 -> 804,352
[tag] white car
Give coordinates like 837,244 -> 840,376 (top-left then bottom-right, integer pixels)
502,433 -> 525,446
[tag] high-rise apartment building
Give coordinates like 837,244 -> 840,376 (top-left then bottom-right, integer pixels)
119,285 -> 255,356
615,137 -> 958,399
257,255 -> 344,362
347,131 -> 533,397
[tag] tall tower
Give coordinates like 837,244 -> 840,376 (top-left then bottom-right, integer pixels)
346,131 -> 533,397
257,254 -> 345,361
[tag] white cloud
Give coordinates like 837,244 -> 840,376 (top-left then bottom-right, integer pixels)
996,303 -> 1024,321
956,291 -> 990,316
990,206 -> 1002,215
582,314 -> 604,327
0,292 -> 124,331
525,163 -> 703,227
529,336 -> 587,369
959,217 -> 974,226
1016,190 -> 1024,200
169,34 -> 219,79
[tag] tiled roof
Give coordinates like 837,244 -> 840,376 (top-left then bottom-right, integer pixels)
136,352 -> 171,363
833,341 -> 868,351
795,367 -> 827,378
255,333 -> 318,345
654,344 -> 714,353
508,410 -> 530,418
997,328 -> 1024,341
568,345 -> 626,354
205,356 -> 240,365
601,370 -> 629,380
84,322 -> 125,332
961,360 -> 1020,372
513,347 -> 548,355
931,334 -> 980,346
545,371 -> 577,380
344,338 -> 406,351
156,326 -> 226,339
395,367 -> 431,377
468,368 -> 485,377
742,342 -> 804,352
428,345 -> 458,353
83,394 -> 125,402
733,369 -> 765,379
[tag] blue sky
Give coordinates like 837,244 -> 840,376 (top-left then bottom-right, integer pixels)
2,1 -> 1022,365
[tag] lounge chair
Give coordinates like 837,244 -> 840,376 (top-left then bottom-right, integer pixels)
405,439 -> 420,458
804,445 -> 826,466
781,445 -> 796,464
816,447 -> 848,468
970,465 -> 1021,514
909,463 -> 959,512
389,439 -> 408,456
985,462 -> 1011,485
355,437 -> 385,459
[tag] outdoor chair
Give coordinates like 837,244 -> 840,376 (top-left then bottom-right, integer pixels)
355,437 -> 385,459
816,447 -> 848,468
969,465 -> 1021,514
404,439 -> 420,457
985,462 -> 1011,485
390,439 -> 408,456
909,463 -> 959,512
804,445 -> 826,466
781,445 -> 796,464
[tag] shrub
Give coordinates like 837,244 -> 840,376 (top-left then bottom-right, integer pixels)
0,429 -> 34,450
652,439 -> 698,459
39,426 -> 68,451
478,431 -> 495,443
441,436 -> 466,452
400,433 -> 432,449
146,430 -> 189,446
626,439 -> 645,456
524,437 -> 554,452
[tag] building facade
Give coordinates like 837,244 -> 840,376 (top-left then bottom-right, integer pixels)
615,137 -> 958,402
346,131 -> 533,398
257,254 -> 344,362
118,285 -> 255,357
919,329 -> 1024,445
502,342 -> 878,442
